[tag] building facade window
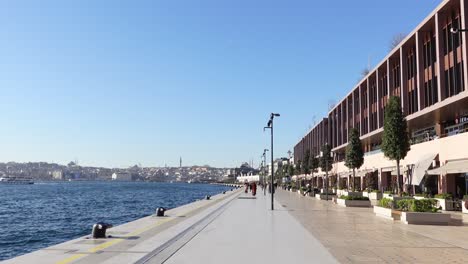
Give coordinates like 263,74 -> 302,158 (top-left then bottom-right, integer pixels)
407,47 -> 418,115
422,31 -> 438,108
442,12 -> 464,100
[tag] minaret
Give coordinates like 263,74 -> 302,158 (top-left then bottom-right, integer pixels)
180,157 -> 182,168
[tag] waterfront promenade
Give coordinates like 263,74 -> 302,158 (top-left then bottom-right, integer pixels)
163,190 -> 337,264
275,190 -> 468,263
5,187 -> 468,263
3,188 -> 336,264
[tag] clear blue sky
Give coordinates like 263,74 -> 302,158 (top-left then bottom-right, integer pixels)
0,0 -> 441,168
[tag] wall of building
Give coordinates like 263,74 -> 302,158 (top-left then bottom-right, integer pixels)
294,0 -> 468,172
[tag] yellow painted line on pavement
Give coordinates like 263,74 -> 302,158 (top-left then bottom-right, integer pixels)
87,238 -> 125,253
53,197 -> 225,264
55,254 -> 87,264
54,218 -> 173,264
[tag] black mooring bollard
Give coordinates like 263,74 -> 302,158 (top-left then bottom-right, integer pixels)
156,207 -> 166,217
205,195 -> 211,200
91,222 -> 113,239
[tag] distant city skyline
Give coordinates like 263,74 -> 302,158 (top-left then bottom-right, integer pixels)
0,0 -> 441,168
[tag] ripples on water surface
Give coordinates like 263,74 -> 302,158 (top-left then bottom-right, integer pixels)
0,181 -> 231,260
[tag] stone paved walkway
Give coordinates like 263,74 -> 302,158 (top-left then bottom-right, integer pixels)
275,190 -> 468,263
163,191 -> 337,264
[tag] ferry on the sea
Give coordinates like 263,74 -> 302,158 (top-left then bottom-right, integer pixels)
0,176 -> 34,185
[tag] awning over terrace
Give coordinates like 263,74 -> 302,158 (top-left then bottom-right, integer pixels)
411,153 -> 438,185
427,159 -> 468,175
381,167 -> 394,172
356,169 -> 377,177
338,171 -> 351,178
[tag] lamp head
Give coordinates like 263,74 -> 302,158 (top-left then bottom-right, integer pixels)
451,27 -> 459,34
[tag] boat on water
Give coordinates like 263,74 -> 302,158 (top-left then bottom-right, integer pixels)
0,176 -> 34,185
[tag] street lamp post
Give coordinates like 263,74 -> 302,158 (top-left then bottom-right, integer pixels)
264,113 -> 280,210
262,149 -> 268,196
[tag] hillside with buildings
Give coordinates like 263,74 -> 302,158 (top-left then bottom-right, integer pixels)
0,161 -> 248,183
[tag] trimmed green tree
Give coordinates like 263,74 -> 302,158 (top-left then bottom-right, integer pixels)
301,150 -> 311,191
310,155 -> 319,187
288,163 -> 295,178
345,128 -> 364,191
320,144 -> 333,192
295,160 -> 302,176
302,150 -> 311,175
381,96 -> 410,195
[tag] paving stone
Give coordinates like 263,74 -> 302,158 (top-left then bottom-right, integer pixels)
275,190 -> 468,263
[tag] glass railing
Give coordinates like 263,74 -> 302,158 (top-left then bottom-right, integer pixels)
364,149 -> 382,156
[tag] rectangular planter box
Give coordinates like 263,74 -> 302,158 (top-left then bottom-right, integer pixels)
383,193 -> 393,199
389,196 -> 414,202
373,206 -> 393,220
368,192 -> 383,200
315,194 -> 334,200
400,212 -> 451,225
336,189 -> 345,196
462,201 -> 468,214
363,191 -> 369,197
435,198 -> 454,211
337,198 -> 371,207
342,191 -> 363,197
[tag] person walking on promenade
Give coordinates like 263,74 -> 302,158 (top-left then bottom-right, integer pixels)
244,182 -> 249,193
252,182 -> 257,196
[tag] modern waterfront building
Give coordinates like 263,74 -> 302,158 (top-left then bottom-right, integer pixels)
51,170 -> 63,180
111,172 -> 132,181
267,158 -> 289,176
294,0 -> 468,197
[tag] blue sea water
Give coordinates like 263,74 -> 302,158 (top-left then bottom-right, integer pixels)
0,181 -> 231,261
